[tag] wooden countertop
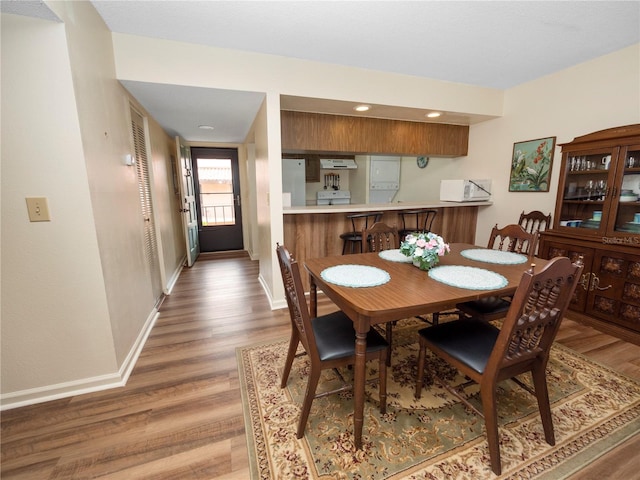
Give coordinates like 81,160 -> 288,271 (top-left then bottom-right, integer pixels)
283,200 -> 493,214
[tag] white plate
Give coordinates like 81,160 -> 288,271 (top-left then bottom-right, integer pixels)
620,196 -> 638,202
622,174 -> 640,194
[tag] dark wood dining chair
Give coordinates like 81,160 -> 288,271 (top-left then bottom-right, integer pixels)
398,208 -> 438,240
456,223 -> 538,322
361,222 -> 400,365
519,210 -> 551,255
415,256 -> 584,475
362,221 -> 400,253
276,244 -> 388,438
519,210 -> 552,235
340,212 -> 383,254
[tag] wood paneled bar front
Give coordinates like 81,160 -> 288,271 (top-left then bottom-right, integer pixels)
283,202 -> 491,290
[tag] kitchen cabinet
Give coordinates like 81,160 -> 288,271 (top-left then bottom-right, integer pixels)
539,124 -> 640,344
280,111 -> 469,157
305,157 -> 320,182
283,153 -> 351,183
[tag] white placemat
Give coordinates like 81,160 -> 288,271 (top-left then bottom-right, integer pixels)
378,249 -> 413,263
428,265 -> 508,290
321,265 -> 391,288
460,249 -> 527,265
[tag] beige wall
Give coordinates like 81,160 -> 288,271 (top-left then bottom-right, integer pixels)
465,44 -> 639,246
110,32 -> 508,311
2,3 -> 185,407
1,13 -> 118,398
111,31 -> 637,264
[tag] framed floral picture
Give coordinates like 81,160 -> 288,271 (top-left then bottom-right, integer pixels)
509,136 -> 556,192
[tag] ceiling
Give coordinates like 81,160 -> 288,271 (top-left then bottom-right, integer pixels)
5,1 -> 639,143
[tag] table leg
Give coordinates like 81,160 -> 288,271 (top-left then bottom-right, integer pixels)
353,324 -> 367,450
309,277 -> 317,318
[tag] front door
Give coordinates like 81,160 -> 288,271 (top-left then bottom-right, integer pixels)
176,137 -> 200,266
191,147 -> 244,252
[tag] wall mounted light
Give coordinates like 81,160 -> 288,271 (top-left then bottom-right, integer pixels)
353,105 -> 371,112
426,112 -> 442,118
198,125 -> 215,130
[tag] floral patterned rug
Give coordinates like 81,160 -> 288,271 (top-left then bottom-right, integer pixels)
237,318 -> 640,479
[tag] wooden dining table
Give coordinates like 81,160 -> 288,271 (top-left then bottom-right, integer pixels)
304,242 -> 549,449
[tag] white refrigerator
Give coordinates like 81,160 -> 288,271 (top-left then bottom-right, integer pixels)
282,159 -> 306,206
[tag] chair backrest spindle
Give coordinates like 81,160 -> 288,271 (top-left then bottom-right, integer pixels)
488,223 -> 538,257
276,244 -> 319,361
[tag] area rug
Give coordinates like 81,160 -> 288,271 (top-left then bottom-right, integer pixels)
237,318 -> 640,479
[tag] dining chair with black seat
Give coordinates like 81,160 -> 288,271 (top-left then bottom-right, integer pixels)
276,243 -> 388,439
518,210 -> 552,236
415,255 -> 584,475
361,222 -> 400,365
340,211 -> 383,254
456,223 -> 538,323
519,210 -> 551,255
398,208 -> 438,240
362,221 -> 400,253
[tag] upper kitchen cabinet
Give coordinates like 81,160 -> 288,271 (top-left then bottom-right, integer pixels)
280,111 -> 469,157
283,153 -> 355,183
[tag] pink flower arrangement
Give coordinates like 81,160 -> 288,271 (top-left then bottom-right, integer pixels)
400,232 -> 450,270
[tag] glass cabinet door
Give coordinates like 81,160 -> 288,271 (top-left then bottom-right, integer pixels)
557,148 -> 617,235
613,144 -> 640,235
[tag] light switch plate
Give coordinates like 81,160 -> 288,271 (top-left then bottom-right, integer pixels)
26,197 -> 51,222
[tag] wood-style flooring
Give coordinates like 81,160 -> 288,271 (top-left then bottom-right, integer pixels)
2,251 -> 639,479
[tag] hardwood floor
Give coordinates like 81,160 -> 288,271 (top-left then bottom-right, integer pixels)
2,252 -> 639,479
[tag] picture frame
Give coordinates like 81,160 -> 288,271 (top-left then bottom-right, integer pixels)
509,136 -> 556,192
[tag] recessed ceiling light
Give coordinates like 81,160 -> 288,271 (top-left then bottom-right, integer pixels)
354,105 -> 371,112
198,125 -> 215,130
426,112 -> 441,118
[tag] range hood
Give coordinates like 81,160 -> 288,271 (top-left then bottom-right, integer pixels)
320,158 -> 357,169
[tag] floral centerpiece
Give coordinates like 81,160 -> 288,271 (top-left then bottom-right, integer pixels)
400,232 -> 450,270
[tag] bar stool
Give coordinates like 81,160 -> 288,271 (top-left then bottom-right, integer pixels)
398,208 -> 437,240
340,212 -> 383,254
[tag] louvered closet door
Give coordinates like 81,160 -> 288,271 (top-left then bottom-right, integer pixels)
131,108 -> 163,303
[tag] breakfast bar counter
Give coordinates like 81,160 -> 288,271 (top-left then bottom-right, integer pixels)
283,200 -> 491,215
284,201 -> 492,290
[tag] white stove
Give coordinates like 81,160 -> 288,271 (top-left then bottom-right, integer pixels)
317,190 -> 351,205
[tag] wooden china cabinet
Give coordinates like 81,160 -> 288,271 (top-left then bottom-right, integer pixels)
539,124 -> 640,344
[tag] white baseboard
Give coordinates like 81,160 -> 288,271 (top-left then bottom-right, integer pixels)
165,259 -> 184,295
0,309 -> 160,411
258,272 -> 287,310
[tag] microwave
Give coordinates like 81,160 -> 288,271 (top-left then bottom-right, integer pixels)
440,179 -> 492,202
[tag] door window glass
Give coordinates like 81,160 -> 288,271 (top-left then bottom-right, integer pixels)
197,159 -> 234,226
